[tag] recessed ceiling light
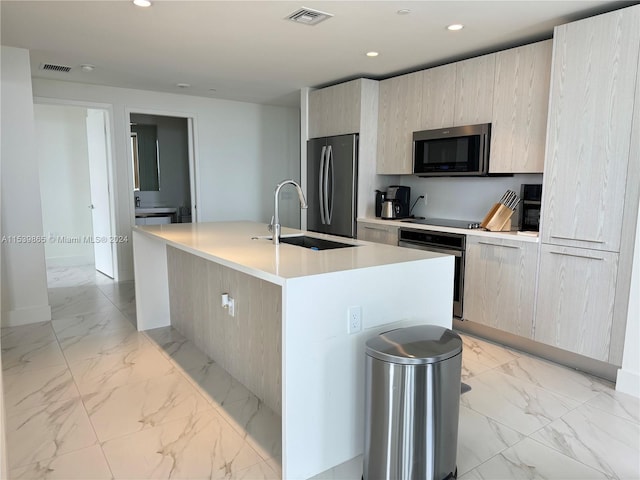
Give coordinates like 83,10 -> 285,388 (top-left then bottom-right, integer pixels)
447,24 -> 464,31
80,64 -> 95,72
397,9 -> 411,15
366,51 -> 379,57
176,83 -> 190,88
133,0 -> 151,7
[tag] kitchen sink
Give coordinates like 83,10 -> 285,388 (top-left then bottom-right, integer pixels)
279,235 -> 357,250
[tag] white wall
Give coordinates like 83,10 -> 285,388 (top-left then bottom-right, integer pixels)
398,174 -> 543,225
34,104 -> 95,266
32,78 -> 300,280
1,46 -> 51,326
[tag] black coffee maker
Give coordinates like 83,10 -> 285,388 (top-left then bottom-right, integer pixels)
375,190 -> 386,217
383,186 -> 411,219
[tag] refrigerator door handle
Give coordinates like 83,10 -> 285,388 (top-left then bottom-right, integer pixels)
326,145 -> 334,224
319,145 -> 326,225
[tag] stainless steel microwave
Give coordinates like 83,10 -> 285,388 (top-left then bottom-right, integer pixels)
413,123 -> 491,176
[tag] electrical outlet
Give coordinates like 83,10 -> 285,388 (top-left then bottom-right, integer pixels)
423,193 -> 428,206
347,306 -> 362,334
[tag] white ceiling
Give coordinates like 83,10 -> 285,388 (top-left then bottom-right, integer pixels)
1,0 -> 633,107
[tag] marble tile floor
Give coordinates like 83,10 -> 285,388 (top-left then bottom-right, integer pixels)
1,267 -> 638,479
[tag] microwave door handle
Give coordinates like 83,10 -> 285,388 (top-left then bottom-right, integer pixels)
319,145 -> 326,225
481,131 -> 488,173
326,145 -> 334,224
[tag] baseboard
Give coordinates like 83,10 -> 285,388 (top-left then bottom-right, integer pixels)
453,319 -> 619,382
616,368 -> 640,398
2,304 -> 52,327
45,254 -> 94,267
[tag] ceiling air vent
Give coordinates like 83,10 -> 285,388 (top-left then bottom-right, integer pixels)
39,63 -> 72,73
286,7 -> 333,26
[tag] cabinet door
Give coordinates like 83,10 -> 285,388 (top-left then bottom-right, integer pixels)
308,80 -> 361,138
376,72 -> 423,174
463,237 -> 538,338
357,222 -> 398,245
490,40 -> 552,173
454,54 -> 495,126
420,64 -> 456,129
541,9 -> 640,251
534,245 -> 618,361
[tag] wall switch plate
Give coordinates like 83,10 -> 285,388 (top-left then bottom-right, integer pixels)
347,306 -> 362,334
221,293 -> 235,317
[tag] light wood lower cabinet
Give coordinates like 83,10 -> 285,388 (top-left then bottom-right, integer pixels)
463,237 -> 538,338
534,244 -> 618,362
357,221 -> 398,245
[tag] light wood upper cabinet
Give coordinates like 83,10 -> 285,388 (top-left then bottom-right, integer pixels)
541,9 -> 640,251
420,64 -> 456,129
454,55 -> 495,126
463,237 -> 538,338
308,79 -> 361,138
490,40 -> 552,174
534,245 -> 618,361
376,71 -> 424,174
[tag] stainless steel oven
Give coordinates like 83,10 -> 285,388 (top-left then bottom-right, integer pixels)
398,228 -> 466,318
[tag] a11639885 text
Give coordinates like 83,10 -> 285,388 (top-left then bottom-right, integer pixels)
1,234 -> 129,244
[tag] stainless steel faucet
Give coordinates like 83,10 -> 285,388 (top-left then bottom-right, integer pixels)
270,179 -> 308,245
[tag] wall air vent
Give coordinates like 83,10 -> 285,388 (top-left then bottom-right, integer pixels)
286,7 -> 333,26
39,63 -> 72,73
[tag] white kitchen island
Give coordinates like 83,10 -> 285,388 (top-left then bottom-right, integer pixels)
132,221 -> 453,479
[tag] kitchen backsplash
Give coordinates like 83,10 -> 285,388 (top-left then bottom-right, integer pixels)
397,174 -> 543,225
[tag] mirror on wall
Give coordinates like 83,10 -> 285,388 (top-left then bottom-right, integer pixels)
131,123 -> 160,191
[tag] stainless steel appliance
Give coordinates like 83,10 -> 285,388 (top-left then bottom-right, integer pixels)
381,200 -> 399,220
307,134 -> 358,238
399,227 -> 466,318
413,123 -> 491,177
364,326 -> 462,480
520,184 -> 542,231
385,185 -> 411,218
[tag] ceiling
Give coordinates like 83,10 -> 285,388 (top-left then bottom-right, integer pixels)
1,0 -> 635,107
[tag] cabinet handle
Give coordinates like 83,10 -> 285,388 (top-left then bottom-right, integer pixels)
550,235 -> 604,244
549,251 -> 604,261
363,226 -> 389,232
478,241 -> 521,250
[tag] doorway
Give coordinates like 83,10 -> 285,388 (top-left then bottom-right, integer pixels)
34,103 -> 116,286
129,113 -> 195,225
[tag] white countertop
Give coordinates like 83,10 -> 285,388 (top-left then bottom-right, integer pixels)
135,207 -> 177,215
357,217 -> 540,243
134,221 -> 448,284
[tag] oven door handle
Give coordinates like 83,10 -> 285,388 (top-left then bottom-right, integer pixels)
398,241 -> 462,257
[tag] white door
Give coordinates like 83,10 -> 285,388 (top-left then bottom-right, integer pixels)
86,109 -> 114,278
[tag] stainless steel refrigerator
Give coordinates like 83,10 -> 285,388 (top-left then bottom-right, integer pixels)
307,134 -> 358,238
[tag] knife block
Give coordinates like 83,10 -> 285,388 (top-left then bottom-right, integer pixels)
481,203 -> 514,232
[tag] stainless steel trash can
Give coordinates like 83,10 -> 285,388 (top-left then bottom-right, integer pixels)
363,325 -> 462,480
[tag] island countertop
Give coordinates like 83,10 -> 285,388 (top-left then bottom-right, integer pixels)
134,220 -> 447,285
132,220 -> 454,479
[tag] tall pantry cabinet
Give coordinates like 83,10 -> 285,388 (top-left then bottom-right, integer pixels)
535,5 -> 640,364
